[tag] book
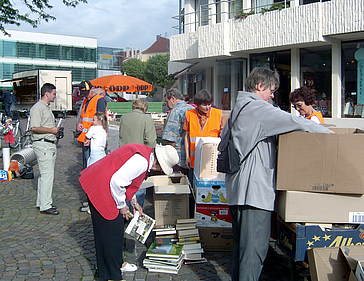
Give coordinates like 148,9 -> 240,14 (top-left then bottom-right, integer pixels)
154,229 -> 177,236
184,253 -> 202,260
125,211 -> 155,244
147,267 -> 181,274
176,241 -> 197,245
153,225 -> 175,231
176,223 -> 196,230
184,257 -> 208,265
144,253 -> 185,266
155,237 -> 178,244
177,228 -> 199,238
176,218 -> 197,224
146,243 -> 183,259
179,236 -> 200,242
182,243 -> 203,255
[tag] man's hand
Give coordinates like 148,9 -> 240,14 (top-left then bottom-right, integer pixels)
185,156 -> 192,169
120,206 -> 130,220
84,138 -> 91,146
51,127 -> 60,135
77,122 -> 83,132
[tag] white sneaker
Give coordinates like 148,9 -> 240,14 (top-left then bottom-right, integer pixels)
120,262 -> 138,272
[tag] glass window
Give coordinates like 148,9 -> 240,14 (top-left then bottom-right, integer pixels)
85,48 -> 96,62
3,41 -> 16,57
2,63 -> 15,79
17,42 -> 33,58
46,44 -> 60,60
15,64 -> 33,73
229,0 -> 244,18
73,47 -> 85,61
300,46 -> 332,117
61,46 -> 72,60
0,40 -> 3,57
34,44 -> 46,59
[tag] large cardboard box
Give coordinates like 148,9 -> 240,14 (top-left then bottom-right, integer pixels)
153,175 -> 190,226
194,137 -> 225,180
276,130 -> 364,195
199,227 -> 233,251
340,245 -> 364,281
307,247 -> 351,281
277,216 -> 364,262
196,204 -> 232,227
193,174 -> 227,205
276,191 -> 364,224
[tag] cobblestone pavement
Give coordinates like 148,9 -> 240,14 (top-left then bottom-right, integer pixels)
0,115 -> 310,281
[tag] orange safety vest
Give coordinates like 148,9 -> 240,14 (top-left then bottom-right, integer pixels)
308,111 -> 324,124
77,95 -> 105,142
186,107 -> 222,168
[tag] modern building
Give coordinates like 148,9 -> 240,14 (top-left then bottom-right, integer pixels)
97,46 -> 123,77
0,30 -> 98,84
142,35 -> 170,62
169,0 -> 364,126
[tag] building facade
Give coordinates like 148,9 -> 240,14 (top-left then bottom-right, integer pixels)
0,30 -> 98,84
169,0 -> 364,126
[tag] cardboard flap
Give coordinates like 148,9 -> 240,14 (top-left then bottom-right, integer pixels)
152,175 -> 191,194
340,246 -> 364,271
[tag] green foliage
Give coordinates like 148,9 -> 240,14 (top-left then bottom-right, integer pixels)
145,54 -> 173,88
261,3 -> 286,14
234,10 -> 255,19
120,58 -> 146,81
0,0 -> 87,35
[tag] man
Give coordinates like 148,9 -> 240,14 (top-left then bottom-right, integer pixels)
79,143 -> 179,280
2,88 -> 13,117
221,67 -> 330,281
162,88 -> 194,175
76,81 -> 107,169
30,83 -> 60,215
119,98 -> 156,209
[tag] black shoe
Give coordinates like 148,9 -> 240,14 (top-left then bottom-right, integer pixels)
37,205 -> 57,210
40,208 -> 60,215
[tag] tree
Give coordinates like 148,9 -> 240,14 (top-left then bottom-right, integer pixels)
0,0 -> 87,35
145,54 -> 173,88
120,58 -> 146,81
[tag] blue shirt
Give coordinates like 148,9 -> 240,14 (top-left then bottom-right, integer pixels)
162,100 -> 194,169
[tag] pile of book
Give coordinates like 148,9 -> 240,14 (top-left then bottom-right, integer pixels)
176,218 -> 206,264
153,224 -> 177,244
143,243 -> 185,274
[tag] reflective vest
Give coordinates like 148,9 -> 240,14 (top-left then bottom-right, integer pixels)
308,111 -> 324,124
186,107 -> 222,168
77,95 -> 104,142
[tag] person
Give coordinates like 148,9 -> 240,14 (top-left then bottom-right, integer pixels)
119,98 -> 157,210
289,86 -> 324,124
9,90 -> 19,116
2,117 -> 15,147
95,87 -> 113,103
2,88 -> 13,117
76,80 -> 107,169
183,89 -> 223,181
79,143 -> 179,280
183,94 -> 197,108
30,83 -> 60,215
162,88 -> 194,175
221,67 -> 330,281
84,111 -> 107,167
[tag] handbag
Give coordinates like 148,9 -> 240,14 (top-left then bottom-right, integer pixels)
217,102 -> 250,174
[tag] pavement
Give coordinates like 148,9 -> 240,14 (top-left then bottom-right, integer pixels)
0,115 -> 310,281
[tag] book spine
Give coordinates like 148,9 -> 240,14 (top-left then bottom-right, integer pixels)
155,237 -> 178,244
179,236 -> 200,242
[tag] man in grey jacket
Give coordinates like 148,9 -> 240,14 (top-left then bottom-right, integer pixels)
221,67 -> 330,281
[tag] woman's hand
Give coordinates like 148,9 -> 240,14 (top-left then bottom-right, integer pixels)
133,202 -> 143,215
120,206 -> 130,220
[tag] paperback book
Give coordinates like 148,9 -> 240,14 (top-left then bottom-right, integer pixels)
146,243 -> 183,259
177,228 -> 199,238
125,211 -> 155,244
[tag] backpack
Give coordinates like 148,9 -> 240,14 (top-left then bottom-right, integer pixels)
19,164 -> 34,179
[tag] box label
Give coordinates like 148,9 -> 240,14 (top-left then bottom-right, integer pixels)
196,204 -> 232,227
349,212 -> 364,223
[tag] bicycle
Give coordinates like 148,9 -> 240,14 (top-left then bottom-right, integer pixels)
7,110 -> 31,150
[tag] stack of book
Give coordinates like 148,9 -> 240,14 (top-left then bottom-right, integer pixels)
176,218 -> 207,264
153,225 -> 178,244
143,243 -> 185,274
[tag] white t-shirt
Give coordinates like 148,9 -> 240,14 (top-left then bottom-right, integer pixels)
85,125 -> 106,151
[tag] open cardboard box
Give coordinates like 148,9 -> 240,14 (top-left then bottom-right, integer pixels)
340,246 -> 364,281
276,129 -> 364,195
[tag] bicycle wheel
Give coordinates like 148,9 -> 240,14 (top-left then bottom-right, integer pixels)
20,130 -> 32,149
9,122 -> 23,149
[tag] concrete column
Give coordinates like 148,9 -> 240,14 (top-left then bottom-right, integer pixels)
221,0 -> 229,22
209,0 -> 216,24
231,61 -> 239,108
185,0 -> 196,33
213,61 -> 219,104
291,48 -> 300,115
332,41 -> 342,118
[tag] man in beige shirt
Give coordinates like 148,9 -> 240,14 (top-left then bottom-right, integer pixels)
30,83 -> 60,215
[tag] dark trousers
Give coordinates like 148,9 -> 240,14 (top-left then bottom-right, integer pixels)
89,201 -> 124,280
229,205 -> 271,281
82,144 -> 90,169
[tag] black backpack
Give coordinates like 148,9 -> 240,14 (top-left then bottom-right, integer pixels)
19,164 -> 34,179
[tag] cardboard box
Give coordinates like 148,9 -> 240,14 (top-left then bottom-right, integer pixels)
196,204 -> 232,227
276,216 -> 364,262
193,174 -> 227,205
307,247 -> 351,281
276,191 -> 364,224
153,175 -> 191,226
221,110 -> 231,126
199,227 -> 233,251
340,245 -> 364,281
194,137 -> 225,180
276,130 -> 364,195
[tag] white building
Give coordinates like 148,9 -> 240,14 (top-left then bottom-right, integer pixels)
169,0 -> 364,126
0,30 -> 98,84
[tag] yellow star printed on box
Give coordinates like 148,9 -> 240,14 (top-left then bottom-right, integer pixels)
323,234 -> 331,241
307,240 -> 314,247
313,235 -> 321,242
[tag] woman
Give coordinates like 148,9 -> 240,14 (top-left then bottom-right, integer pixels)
79,143 -> 179,280
289,86 -> 324,124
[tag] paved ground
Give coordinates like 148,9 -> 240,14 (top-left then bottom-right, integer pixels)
0,115 -> 310,280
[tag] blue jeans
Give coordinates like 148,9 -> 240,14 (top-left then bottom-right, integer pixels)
126,188 -> 146,214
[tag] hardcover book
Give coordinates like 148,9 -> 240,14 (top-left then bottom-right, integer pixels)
125,211 -> 155,244
146,243 -> 183,259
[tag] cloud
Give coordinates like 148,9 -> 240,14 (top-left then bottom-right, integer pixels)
6,0 -> 178,50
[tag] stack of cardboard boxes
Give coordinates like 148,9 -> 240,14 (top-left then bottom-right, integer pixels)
193,137 -> 234,252
274,130 -> 364,265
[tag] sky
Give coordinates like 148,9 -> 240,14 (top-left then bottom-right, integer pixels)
6,0 -> 180,51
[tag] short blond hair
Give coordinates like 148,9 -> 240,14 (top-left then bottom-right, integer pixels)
132,98 -> 148,113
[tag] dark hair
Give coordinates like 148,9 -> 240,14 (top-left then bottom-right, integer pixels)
94,111 -> 108,128
41,83 -> 56,97
194,89 -> 213,105
289,86 -> 316,106
245,67 -> 280,93
165,88 -> 184,100
183,94 -> 190,103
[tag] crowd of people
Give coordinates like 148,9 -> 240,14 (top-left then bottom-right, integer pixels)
24,67 -> 330,281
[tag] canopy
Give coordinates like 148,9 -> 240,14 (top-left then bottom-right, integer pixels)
91,74 -> 153,93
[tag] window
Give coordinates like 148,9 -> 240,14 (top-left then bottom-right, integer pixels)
3,41 -> 16,57
46,44 -> 60,60
61,46 -> 72,60
17,42 -> 33,58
